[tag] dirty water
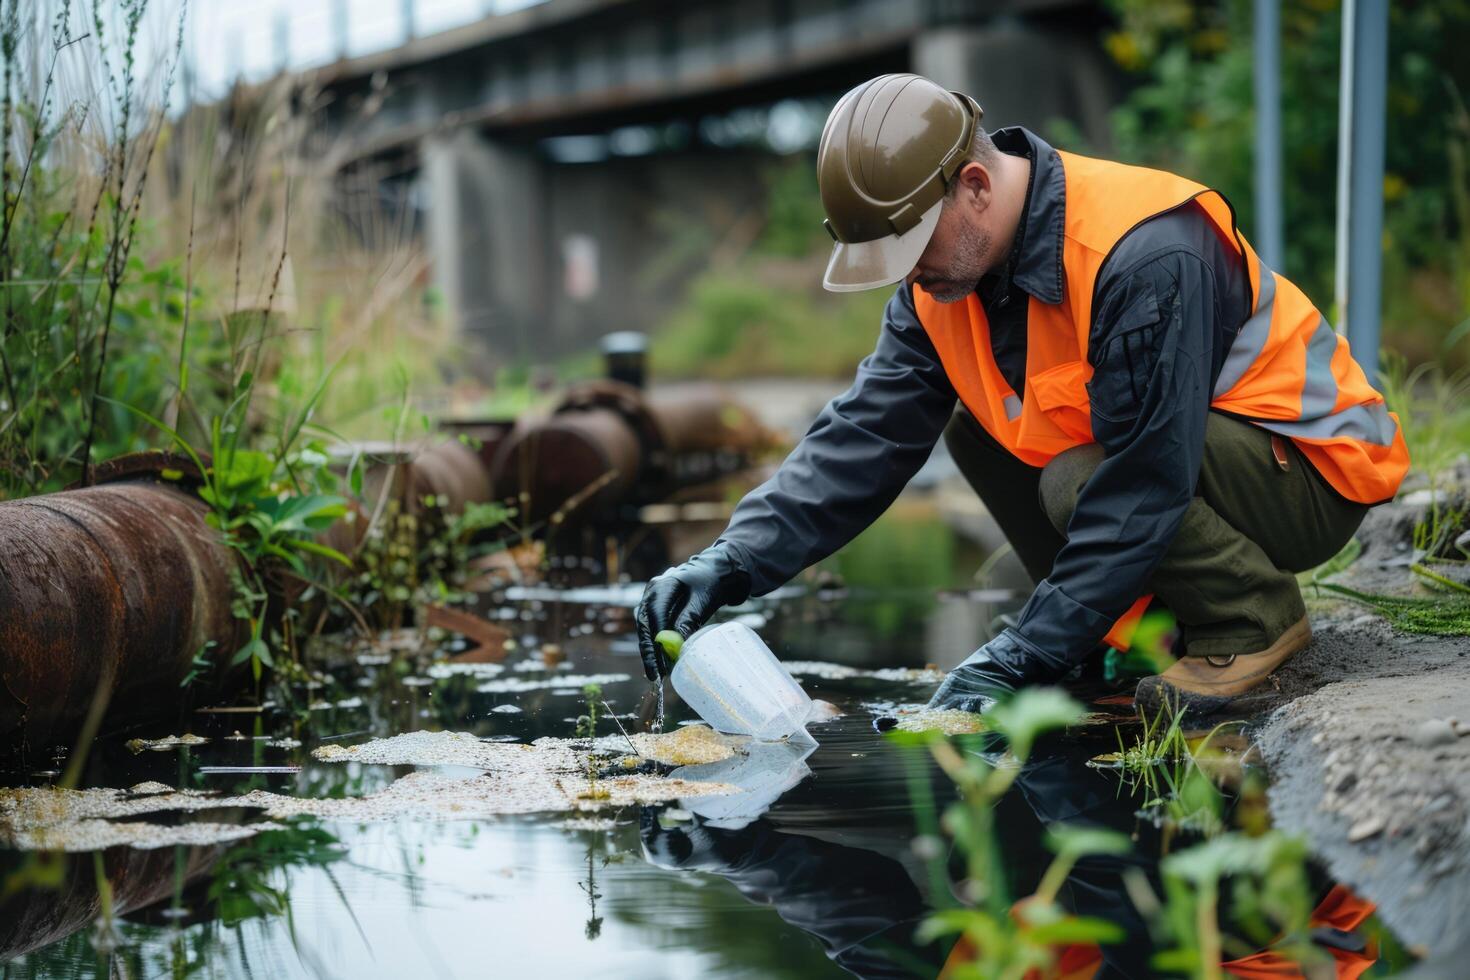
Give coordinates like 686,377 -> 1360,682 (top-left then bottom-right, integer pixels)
0,517 -> 1421,977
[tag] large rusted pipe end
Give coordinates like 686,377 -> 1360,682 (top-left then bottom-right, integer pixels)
489,410 -> 642,528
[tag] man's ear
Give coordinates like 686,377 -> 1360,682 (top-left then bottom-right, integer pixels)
953,160 -> 993,211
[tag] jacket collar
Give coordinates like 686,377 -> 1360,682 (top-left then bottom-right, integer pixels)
989,126 -> 1066,306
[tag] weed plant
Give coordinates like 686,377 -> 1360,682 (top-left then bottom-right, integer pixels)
899,689 -> 1331,978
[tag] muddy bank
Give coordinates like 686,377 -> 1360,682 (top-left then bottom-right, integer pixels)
1256,483 -> 1470,955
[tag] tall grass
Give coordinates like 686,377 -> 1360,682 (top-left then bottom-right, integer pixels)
1,1 -> 468,501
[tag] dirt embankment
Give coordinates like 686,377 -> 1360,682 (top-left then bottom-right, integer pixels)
1254,485 -> 1470,956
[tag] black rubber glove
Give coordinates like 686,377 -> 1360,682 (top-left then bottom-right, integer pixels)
926,628 -> 1076,713
635,546 -> 752,680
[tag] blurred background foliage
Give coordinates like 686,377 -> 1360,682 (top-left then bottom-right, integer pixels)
1104,0 -> 1470,370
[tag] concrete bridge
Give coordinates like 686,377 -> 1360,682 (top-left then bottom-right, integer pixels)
305,0 -> 1115,367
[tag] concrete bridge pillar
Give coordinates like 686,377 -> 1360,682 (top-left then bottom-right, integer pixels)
912,20 -> 1117,150
422,130 -> 545,370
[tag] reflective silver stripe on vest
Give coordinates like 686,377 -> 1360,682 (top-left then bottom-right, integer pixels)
1213,258 -> 1277,398
1003,393 -> 1023,421
1297,315 -> 1341,419
1257,401 -> 1398,447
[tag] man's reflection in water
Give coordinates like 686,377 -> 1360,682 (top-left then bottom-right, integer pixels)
642,808 -> 947,978
644,736 -> 1382,979
641,739 -> 1168,979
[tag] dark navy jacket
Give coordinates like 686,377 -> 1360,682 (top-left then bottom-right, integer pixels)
714,128 -> 1252,664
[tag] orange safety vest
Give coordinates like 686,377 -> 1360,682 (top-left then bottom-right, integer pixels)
915,151 -> 1410,648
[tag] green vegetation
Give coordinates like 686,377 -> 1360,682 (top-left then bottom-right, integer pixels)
646,158 -> 888,380
649,258 -> 888,380
898,689 -> 1346,978
1290,358 -> 1470,636
891,690 -> 1133,978
1105,0 -> 1470,368
576,682 -> 609,800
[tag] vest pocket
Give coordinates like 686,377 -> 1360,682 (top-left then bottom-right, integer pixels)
1028,360 -> 1094,442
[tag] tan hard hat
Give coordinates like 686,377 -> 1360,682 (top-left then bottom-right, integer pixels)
817,74 -> 982,292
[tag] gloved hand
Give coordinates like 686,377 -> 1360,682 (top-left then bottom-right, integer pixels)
635,546 -> 752,680
926,629 -> 1075,713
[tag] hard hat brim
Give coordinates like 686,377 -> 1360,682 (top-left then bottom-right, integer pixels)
822,199 -> 944,293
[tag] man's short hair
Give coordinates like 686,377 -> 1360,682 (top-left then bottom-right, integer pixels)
946,128 -> 1001,197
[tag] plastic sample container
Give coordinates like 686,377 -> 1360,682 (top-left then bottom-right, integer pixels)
669,622 -> 814,742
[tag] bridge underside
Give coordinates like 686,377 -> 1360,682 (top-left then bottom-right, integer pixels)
311,0 -> 1116,369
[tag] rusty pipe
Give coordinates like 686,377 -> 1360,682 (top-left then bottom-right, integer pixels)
0,466 -> 249,754
489,409 -> 643,528
488,380 -> 773,530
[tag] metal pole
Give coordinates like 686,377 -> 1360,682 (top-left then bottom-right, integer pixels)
403,0 -> 417,41
1253,0 -> 1284,271
1334,0 -> 1389,377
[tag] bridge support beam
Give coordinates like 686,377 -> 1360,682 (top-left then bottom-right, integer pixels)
911,21 -> 1117,150
422,130 -> 544,369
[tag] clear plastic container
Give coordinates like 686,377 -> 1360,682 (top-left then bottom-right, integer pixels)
670,621 -> 814,742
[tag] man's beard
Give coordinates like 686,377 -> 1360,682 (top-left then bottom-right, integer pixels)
923,218 -> 993,303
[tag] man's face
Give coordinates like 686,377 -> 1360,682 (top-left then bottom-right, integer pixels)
905,164 -> 999,303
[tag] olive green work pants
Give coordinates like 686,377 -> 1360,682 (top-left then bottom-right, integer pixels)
944,408 -> 1369,657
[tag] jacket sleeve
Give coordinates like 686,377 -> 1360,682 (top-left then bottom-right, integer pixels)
1009,246 -> 1221,661
713,284 -> 957,595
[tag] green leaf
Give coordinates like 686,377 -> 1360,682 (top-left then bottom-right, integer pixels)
983,688 -> 1084,759
286,537 -> 353,567
256,494 -> 349,536
230,637 -> 271,667
914,908 -> 980,944
1024,915 -> 1126,946
1045,825 -> 1134,860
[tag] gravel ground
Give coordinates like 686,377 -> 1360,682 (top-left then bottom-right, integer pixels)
1254,478 -> 1470,956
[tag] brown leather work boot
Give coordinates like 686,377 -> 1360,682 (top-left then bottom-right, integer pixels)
1134,616 -> 1312,716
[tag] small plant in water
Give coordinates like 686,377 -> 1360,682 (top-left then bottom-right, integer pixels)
576,682 -> 609,801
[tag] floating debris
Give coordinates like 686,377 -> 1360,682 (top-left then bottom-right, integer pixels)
268,738 -> 302,750
476,673 -> 631,695
614,725 -> 739,767
2,731 -> 737,852
426,661 -> 505,679
5,817 -> 274,852
782,661 -> 945,684
125,734 -> 209,753
491,704 -> 523,715
892,709 -> 987,735
126,782 -> 174,796
313,730 -> 579,770
401,676 -> 435,687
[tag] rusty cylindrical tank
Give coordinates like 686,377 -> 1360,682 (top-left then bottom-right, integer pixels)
0,454 -> 250,754
489,380 -> 772,530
